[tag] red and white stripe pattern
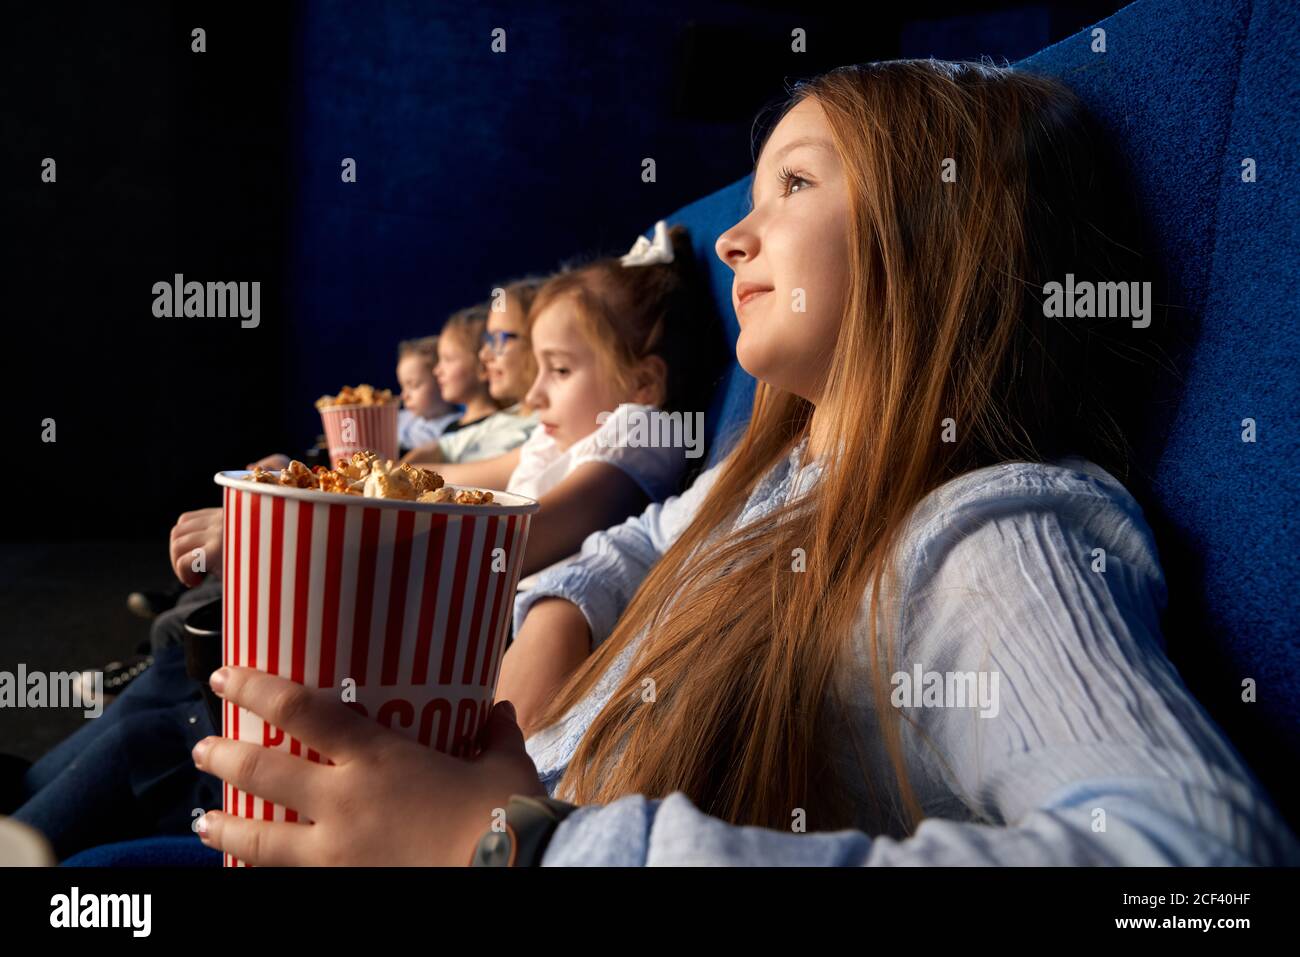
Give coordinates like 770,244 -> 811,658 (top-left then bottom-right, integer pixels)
320,403 -> 400,463
219,484 -> 530,867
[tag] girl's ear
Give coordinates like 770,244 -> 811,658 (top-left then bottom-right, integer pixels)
630,355 -> 668,407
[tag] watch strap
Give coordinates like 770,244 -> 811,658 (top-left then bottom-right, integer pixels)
469,795 -> 578,867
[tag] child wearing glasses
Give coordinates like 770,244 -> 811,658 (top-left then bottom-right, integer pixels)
407,222 -> 728,610
405,281 -> 544,464
5,233 -> 726,861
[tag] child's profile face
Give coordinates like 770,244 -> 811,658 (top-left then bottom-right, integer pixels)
715,97 -> 851,404
396,355 -> 445,418
480,297 -> 533,404
523,299 -> 627,453
435,335 -> 487,405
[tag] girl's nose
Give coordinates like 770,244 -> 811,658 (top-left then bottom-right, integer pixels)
524,376 -> 546,409
715,212 -> 758,268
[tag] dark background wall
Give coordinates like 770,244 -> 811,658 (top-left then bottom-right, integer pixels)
5,2 -> 295,542
5,0 -> 1122,543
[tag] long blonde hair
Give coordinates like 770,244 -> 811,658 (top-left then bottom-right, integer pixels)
532,60 -> 1163,835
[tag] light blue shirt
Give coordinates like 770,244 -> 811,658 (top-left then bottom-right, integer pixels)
514,438 -> 1300,865
398,408 -> 460,452
436,403 -> 538,464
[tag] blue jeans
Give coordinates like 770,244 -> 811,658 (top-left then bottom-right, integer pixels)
12,642 -> 221,861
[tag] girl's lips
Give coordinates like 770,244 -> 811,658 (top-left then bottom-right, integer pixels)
738,288 -> 772,310
542,423 -> 557,435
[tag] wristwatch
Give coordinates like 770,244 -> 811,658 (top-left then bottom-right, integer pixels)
468,795 -> 579,867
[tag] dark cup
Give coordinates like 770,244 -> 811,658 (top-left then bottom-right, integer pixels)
183,599 -> 224,731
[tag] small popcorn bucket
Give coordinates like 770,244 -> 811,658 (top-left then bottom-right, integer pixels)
212,471 -> 539,867
319,403 -> 400,464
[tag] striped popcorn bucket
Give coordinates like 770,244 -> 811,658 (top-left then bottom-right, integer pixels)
213,471 -> 539,867
319,403 -> 400,464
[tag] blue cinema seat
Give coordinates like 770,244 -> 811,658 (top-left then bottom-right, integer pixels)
64,0 -> 1298,865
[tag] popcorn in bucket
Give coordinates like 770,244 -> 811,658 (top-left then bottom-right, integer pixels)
316,384 -> 400,463
212,453 -> 538,866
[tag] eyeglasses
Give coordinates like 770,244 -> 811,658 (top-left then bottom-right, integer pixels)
480,330 -> 522,355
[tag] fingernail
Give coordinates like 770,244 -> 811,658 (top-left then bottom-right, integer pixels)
195,813 -> 210,836
192,737 -> 214,765
209,668 -> 229,694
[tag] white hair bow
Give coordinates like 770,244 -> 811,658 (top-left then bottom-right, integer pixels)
619,219 -> 675,267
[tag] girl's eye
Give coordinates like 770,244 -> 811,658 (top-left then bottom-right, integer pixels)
552,367 -> 569,376
778,166 -> 811,197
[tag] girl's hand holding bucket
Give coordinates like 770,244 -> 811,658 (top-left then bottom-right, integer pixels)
211,461 -> 540,865
192,667 -> 545,866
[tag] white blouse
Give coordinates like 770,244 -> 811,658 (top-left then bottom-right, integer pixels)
508,402 -> 690,593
